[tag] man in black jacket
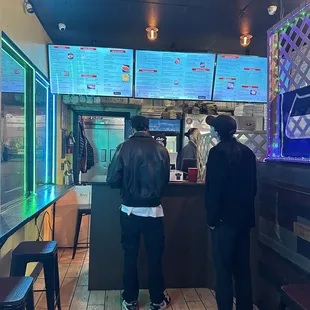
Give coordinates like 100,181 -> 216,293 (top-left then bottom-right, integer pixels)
205,115 -> 257,310
107,116 -> 170,310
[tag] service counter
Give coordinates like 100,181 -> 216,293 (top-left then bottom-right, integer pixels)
89,181 -> 214,290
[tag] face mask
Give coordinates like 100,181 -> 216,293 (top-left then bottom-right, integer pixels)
210,126 -> 219,140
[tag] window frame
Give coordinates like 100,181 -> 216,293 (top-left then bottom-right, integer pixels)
0,32 -> 56,209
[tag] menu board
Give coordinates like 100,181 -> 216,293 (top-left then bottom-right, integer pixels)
213,54 -> 267,103
48,45 -> 133,97
1,50 -> 25,93
135,50 -> 216,100
149,119 -> 181,132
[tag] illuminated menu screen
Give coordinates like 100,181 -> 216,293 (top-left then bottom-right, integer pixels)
213,54 -> 267,103
149,119 -> 181,132
48,45 -> 133,97
135,50 -> 216,100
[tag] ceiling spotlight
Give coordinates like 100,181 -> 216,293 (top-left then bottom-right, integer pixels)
146,27 -> 159,41
240,34 -> 253,48
24,0 -> 34,14
268,5 -> 278,15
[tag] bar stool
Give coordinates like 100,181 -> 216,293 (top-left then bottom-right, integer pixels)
279,284 -> 310,310
10,241 -> 61,310
72,204 -> 91,259
0,276 -> 34,309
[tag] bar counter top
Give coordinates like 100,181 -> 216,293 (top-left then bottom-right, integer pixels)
0,185 -> 74,247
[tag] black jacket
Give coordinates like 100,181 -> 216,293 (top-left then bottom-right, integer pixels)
107,132 -> 170,207
205,138 -> 257,229
176,141 -> 197,171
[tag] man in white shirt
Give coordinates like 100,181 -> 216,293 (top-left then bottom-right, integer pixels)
107,116 -> 170,310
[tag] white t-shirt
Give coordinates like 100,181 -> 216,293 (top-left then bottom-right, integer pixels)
121,205 -> 164,218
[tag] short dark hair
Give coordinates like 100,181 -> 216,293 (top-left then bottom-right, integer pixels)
184,128 -> 198,139
131,116 -> 149,131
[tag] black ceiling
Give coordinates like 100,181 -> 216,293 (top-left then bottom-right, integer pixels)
31,0 -> 303,56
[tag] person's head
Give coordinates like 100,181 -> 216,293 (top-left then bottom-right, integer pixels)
154,133 -> 167,147
131,116 -> 149,133
184,128 -> 200,144
206,115 -> 237,142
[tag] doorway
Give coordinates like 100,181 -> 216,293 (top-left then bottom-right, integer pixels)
73,112 -> 130,183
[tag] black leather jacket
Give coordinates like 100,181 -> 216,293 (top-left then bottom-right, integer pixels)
107,132 -> 170,207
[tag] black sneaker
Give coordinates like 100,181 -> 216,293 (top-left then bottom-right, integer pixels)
122,300 -> 139,310
150,296 -> 171,310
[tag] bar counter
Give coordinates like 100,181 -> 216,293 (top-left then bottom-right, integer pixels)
89,181 -> 214,290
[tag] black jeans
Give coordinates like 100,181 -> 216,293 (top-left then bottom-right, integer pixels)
120,211 -> 165,304
211,225 -> 253,310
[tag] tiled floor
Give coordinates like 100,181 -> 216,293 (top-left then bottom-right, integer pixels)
34,248 -> 258,310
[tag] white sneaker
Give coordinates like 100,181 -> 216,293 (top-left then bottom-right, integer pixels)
149,296 -> 171,310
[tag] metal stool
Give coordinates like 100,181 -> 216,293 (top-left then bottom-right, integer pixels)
10,241 -> 61,310
279,284 -> 310,310
72,204 -> 91,259
0,276 -> 34,309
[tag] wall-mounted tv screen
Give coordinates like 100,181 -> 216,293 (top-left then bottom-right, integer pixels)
280,85 -> 310,158
135,50 -> 216,100
149,119 -> 181,133
48,45 -> 134,97
213,54 -> 267,103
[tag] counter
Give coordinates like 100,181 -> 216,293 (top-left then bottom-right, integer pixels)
89,181 -> 214,290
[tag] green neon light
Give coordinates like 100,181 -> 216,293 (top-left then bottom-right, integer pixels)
33,72 -> 36,192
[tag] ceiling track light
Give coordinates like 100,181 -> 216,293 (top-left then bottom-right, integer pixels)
23,0 -> 34,14
146,27 -> 159,41
240,34 -> 253,47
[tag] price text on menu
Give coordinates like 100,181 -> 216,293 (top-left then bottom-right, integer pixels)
135,50 -> 216,100
48,45 -> 133,97
213,54 -> 267,103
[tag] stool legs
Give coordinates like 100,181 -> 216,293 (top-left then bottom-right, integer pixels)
55,253 -> 61,310
44,257 -> 56,310
26,284 -> 35,310
72,212 -> 83,259
10,258 -> 27,277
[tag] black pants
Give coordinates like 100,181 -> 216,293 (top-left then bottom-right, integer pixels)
120,211 -> 165,304
211,225 -> 253,310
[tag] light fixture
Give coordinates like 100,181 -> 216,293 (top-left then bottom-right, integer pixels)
146,27 -> 159,41
268,5 -> 278,15
240,34 -> 253,47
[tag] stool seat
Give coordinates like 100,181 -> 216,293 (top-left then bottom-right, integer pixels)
281,284 -> 310,310
11,241 -> 61,310
0,277 -> 33,307
12,241 -> 57,258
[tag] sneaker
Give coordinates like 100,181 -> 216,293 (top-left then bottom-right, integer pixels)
150,296 -> 171,310
122,300 -> 139,310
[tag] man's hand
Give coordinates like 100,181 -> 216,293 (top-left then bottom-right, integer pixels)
209,226 -> 215,230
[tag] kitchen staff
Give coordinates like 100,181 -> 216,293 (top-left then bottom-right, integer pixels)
176,128 -> 200,170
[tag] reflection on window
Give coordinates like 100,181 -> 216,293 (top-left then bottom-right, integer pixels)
1,50 -> 25,205
36,79 -> 48,186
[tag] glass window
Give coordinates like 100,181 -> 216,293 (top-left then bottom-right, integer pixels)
35,77 -> 52,187
1,49 -> 26,205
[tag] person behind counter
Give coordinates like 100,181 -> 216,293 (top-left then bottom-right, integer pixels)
205,115 -> 257,310
107,116 -> 171,310
176,128 -> 200,171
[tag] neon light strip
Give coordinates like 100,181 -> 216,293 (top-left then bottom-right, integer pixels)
52,95 -> 56,183
32,72 -> 36,192
36,79 -> 50,184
